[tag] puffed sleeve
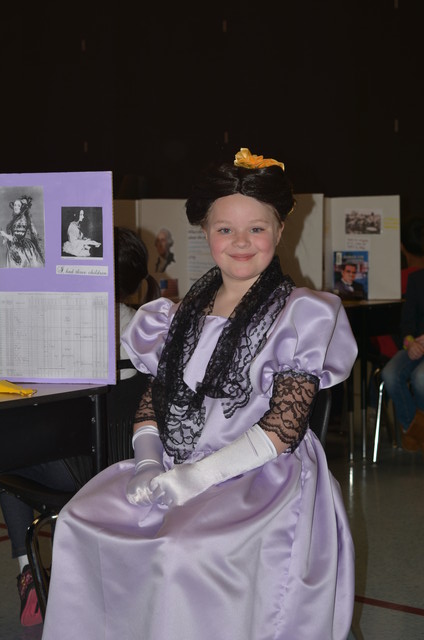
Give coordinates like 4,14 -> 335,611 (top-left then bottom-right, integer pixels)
250,287 -> 357,396
121,297 -> 179,376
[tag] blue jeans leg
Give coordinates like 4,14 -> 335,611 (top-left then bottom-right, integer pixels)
410,358 -> 424,412
381,350 -> 423,429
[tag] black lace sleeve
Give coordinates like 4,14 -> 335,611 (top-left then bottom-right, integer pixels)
258,369 -> 319,452
133,375 -> 157,426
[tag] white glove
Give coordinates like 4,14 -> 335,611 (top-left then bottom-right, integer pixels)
126,424 -> 165,505
150,424 -> 277,507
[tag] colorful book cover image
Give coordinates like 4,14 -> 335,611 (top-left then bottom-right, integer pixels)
333,251 -> 369,300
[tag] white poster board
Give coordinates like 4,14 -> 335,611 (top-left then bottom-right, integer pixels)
114,195 -> 325,299
137,199 -> 210,300
323,195 -> 401,300
277,194 -> 324,290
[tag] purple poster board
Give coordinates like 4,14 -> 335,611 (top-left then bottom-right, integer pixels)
0,171 -> 116,384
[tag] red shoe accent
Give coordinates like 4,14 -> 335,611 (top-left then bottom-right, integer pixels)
17,565 -> 43,627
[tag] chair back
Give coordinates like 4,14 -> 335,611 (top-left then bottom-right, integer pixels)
106,365 -> 149,465
309,388 -> 332,447
0,396 -> 94,473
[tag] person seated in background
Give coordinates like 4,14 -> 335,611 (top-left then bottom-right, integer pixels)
333,261 -> 365,300
0,226 -> 155,627
372,216 -> 424,360
365,216 -> 424,417
114,227 -> 160,379
381,236 -> 424,451
399,216 -> 424,290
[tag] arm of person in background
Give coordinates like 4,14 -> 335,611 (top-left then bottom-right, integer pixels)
401,272 -> 424,360
401,274 -> 420,342
407,334 -> 424,360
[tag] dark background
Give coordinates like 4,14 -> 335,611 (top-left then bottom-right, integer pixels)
2,1 -> 423,216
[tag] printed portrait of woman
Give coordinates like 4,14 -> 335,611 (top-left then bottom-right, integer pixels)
61,207 -> 103,258
154,227 -> 175,273
0,193 -> 45,268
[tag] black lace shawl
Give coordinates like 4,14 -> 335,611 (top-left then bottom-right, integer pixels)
152,256 -> 295,463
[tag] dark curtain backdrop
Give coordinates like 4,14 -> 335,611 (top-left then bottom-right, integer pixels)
1,1 -> 423,215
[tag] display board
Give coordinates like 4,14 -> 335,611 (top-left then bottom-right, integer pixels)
323,195 -> 401,300
139,199 -> 213,300
114,194 -> 325,299
277,193 -> 324,290
0,171 -> 116,384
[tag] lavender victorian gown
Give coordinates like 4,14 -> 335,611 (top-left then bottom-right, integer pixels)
42,287 -> 357,640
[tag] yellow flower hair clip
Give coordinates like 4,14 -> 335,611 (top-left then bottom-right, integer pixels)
234,148 -> 285,171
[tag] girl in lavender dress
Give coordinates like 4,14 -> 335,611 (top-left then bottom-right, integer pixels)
42,148 -> 357,640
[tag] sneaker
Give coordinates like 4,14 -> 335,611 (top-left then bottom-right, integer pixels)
17,565 -> 42,626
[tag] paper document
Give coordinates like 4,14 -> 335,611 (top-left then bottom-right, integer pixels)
0,291 -> 108,380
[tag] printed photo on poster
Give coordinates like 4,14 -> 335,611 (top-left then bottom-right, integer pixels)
61,207 -> 103,258
345,209 -> 382,235
0,187 -> 45,268
333,250 -> 369,300
154,227 -> 176,273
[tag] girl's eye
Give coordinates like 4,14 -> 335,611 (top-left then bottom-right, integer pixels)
251,227 -> 263,233
218,228 -> 231,234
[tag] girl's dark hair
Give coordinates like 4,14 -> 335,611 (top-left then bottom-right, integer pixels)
185,163 -> 295,226
9,196 -> 32,216
114,227 -> 159,302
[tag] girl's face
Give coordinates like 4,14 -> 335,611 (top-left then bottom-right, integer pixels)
202,193 -> 283,287
13,200 -> 22,214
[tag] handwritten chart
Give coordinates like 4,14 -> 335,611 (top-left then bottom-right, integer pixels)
0,292 -> 108,380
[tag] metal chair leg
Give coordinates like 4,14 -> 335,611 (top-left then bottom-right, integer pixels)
372,378 -> 385,463
25,512 -> 58,620
346,373 -> 355,462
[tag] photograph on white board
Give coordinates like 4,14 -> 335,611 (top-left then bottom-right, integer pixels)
61,207 -> 103,258
333,250 -> 369,300
154,227 -> 176,273
345,209 -> 382,235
